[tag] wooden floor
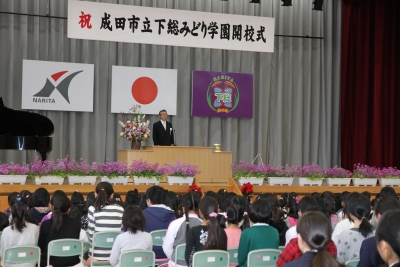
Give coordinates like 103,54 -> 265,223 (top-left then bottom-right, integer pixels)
1,178 -> 399,212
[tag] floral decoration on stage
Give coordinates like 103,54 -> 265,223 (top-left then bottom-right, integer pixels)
118,104 -> 151,146
241,182 -> 254,197
188,184 -> 202,193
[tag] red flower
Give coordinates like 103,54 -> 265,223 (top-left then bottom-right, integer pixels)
188,184 -> 202,193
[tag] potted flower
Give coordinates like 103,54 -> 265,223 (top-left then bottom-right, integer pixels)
241,182 -> 254,198
28,157 -> 67,185
98,160 -> 129,185
298,163 -> 324,186
352,164 -> 380,186
118,105 -> 151,150
130,160 -> 165,185
164,158 -> 201,185
66,157 -> 99,185
231,160 -> 265,185
323,166 -> 352,186
265,165 -> 294,186
378,167 -> 400,187
0,162 -> 29,184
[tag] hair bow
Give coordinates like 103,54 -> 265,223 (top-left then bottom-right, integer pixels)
295,196 -> 300,204
209,212 -> 218,218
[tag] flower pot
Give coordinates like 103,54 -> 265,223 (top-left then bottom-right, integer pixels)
267,177 -> 294,186
133,176 -> 160,185
131,141 -> 141,150
352,178 -> 378,186
100,176 -> 129,185
379,178 -> 400,187
324,178 -> 352,186
0,175 -> 27,185
167,176 -> 194,185
68,176 -> 97,185
237,177 -> 264,186
295,177 -> 323,186
34,176 -> 64,185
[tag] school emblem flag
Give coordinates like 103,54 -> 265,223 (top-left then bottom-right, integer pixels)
192,71 -> 253,118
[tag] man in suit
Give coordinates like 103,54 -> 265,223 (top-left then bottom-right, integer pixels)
152,109 -> 175,146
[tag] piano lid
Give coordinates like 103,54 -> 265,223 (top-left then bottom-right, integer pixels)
0,97 -> 54,136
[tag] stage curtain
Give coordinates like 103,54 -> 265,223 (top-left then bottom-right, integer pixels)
0,0 -> 341,168
341,0 -> 400,170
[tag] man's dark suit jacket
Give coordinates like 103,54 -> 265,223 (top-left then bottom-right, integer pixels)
357,236 -> 384,267
152,120 -> 175,146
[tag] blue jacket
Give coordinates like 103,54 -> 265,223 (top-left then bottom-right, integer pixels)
143,205 -> 176,259
358,236 -> 384,267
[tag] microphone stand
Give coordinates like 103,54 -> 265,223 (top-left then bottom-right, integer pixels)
251,154 -> 264,165
173,129 -> 177,146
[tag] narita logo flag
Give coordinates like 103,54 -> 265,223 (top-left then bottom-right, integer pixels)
21,60 -> 94,112
111,66 -> 177,115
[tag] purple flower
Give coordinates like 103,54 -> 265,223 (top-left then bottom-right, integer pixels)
323,167 -> 352,178
352,164 -> 381,178
164,158 -> 201,178
130,160 -> 164,180
98,160 -> 129,178
0,163 -> 30,175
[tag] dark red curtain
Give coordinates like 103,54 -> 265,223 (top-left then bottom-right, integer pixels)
341,0 -> 400,170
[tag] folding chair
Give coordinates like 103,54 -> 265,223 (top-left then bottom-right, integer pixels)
174,243 -> 186,266
278,246 -> 285,252
3,246 -> 41,266
227,247 -> 238,265
83,241 -> 90,255
247,249 -> 281,267
91,231 -> 121,267
346,259 -> 360,267
47,239 -> 83,267
192,250 -> 229,267
149,230 -> 168,264
119,250 -> 155,267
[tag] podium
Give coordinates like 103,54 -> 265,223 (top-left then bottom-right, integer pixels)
118,146 -> 233,183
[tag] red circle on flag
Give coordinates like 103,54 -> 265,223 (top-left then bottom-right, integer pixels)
131,77 -> 158,104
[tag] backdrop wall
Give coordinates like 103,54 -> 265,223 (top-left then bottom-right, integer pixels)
0,0 -> 342,168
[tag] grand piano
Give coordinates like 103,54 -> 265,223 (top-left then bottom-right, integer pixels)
0,97 -> 53,160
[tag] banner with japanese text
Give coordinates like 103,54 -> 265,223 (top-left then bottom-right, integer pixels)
192,71 -> 253,118
22,60 -> 94,112
68,0 -> 275,53
111,66 -> 177,115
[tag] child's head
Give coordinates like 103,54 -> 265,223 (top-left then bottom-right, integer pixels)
126,189 -> 141,205
84,191 -> 95,215
376,211 -> 400,266
8,192 -> 19,207
146,186 -> 167,205
71,191 -> 85,205
287,195 -> 300,219
225,204 -> 244,226
249,199 -> 271,224
33,187 -> 50,208
199,196 -> 218,220
11,201 -> 28,233
348,194 -> 374,238
68,206 -> 83,228
94,182 -> 114,210
51,195 -> 71,233
122,205 -> 145,234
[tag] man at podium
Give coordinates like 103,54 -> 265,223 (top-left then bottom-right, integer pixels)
152,109 -> 175,146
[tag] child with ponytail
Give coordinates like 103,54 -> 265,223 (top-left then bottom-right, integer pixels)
223,204 -> 247,249
38,195 -> 81,267
336,193 -> 374,263
0,201 -> 39,267
163,192 -> 202,267
185,197 -> 227,267
282,211 -> 345,267
87,182 -> 124,264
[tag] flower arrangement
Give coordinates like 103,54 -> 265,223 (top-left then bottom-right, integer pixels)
231,160 -> 269,179
130,160 -> 166,181
65,157 -> 98,176
352,164 -> 381,179
188,184 -> 202,193
97,160 -> 129,178
323,166 -> 352,178
0,162 -> 30,175
378,167 -> 400,179
28,157 -> 68,179
241,182 -> 254,197
164,158 -> 201,178
118,105 -> 151,146
301,163 -> 324,180
274,164 -> 303,178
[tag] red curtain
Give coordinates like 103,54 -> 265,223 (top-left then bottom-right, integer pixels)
341,0 -> 400,170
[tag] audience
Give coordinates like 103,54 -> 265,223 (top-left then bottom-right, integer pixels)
125,189 -> 141,206
265,195 -> 288,246
237,198 -> 279,267
370,187 -> 397,227
29,188 -> 51,225
358,197 -> 400,267
68,206 -> 89,243
109,206 -> 152,267
4,192 -> 19,217
282,211 -> 345,267
336,193 -> 375,263
185,196 -> 227,267
332,192 -> 358,244
0,201 -> 39,267
286,195 -> 299,227
224,204 -> 246,248
81,191 -> 95,231
375,210 -> 400,267
163,192 -> 202,267
38,195 -> 80,267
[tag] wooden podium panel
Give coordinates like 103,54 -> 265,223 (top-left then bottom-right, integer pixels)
118,146 -> 233,183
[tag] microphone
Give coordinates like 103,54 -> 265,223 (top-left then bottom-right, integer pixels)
173,129 -> 177,146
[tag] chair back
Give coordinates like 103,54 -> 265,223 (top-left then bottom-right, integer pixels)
192,250 -> 229,267
3,246 -> 41,266
174,243 -> 186,265
91,231 -> 121,267
150,230 -> 167,246
247,249 -> 281,267
346,259 -> 360,267
119,250 -> 155,267
83,241 -> 90,254
227,247 -> 238,265
278,246 -> 285,252
47,239 -> 83,267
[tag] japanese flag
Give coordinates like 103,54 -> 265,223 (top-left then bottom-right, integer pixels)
111,66 -> 177,115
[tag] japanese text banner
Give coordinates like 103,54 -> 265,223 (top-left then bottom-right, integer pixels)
68,0 -> 275,53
